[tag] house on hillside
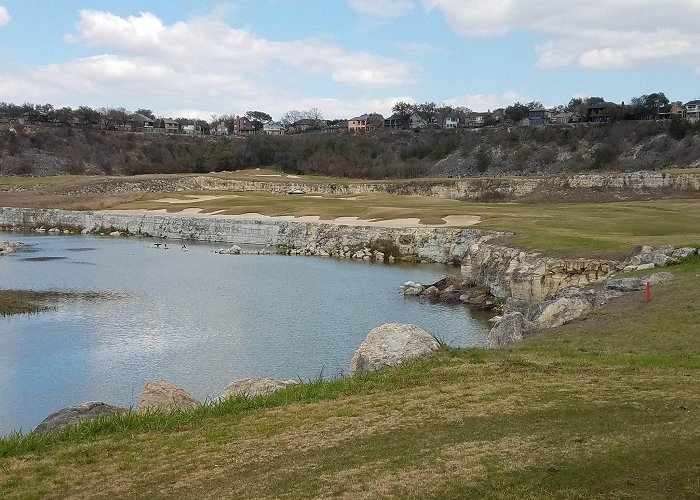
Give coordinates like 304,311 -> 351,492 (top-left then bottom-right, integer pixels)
348,114 -> 383,132
383,114 -> 404,129
685,100 -> 700,121
669,103 -> 687,119
263,121 -> 285,135
409,112 -> 428,130
528,108 -> 555,126
234,116 -> 256,135
290,118 -> 317,133
130,113 -> 155,131
164,119 -> 179,134
585,102 -> 620,123
549,111 -> 580,124
443,116 -> 459,129
182,124 -> 203,135
464,113 -> 485,127
213,121 -> 229,136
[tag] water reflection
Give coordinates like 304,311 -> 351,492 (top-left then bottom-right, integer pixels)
0,233 -> 489,435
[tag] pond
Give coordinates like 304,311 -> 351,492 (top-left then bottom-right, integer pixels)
0,234 -> 489,436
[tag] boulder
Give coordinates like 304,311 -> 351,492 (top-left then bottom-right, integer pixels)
404,286 -> 424,297
606,277 -> 646,292
650,251 -> 676,267
34,401 -> 127,433
487,312 -> 527,349
220,378 -> 298,399
109,231 -> 121,237
349,323 -> 440,375
423,286 -> 440,299
672,247 -> 698,258
533,296 -> 593,329
228,245 -> 242,255
636,263 -> 656,271
138,380 -> 201,413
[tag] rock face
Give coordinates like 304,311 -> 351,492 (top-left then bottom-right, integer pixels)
220,378 -> 298,399
0,240 -> 24,255
461,239 -> 616,301
0,207 -> 499,264
138,380 -> 201,413
34,401 -> 127,433
349,323 -> 440,375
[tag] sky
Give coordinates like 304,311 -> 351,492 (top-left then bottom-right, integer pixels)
0,0 -> 699,120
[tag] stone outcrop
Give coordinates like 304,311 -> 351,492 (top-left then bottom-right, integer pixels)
220,378 -> 298,399
138,380 -> 201,413
488,272 -> 676,348
0,240 -> 23,255
461,238 -> 617,301
34,401 -> 127,433
0,207 -> 501,265
350,323 -> 441,375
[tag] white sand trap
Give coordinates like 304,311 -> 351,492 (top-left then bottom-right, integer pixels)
339,196 -> 361,201
286,175 -> 300,178
105,210 -> 481,228
254,174 -> 282,177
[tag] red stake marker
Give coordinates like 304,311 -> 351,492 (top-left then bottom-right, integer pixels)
646,281 -> 651,303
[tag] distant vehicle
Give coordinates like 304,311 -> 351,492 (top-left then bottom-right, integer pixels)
287,188 -> 305,195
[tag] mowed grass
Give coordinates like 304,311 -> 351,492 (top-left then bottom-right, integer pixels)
1,258 -> 698,499
113,192 -> 700,258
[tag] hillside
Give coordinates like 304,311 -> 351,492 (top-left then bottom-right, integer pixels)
1,120 -> 699,179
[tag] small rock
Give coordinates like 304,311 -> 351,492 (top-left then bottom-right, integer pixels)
109,231 -> 121,237
228,245 -> 242,255
34,402 -> 127,433
220,378 -> 298,399
349,323 -> 440,375
138,380 -> 201,413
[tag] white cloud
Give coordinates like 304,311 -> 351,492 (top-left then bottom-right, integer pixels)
349,0 -> 417,17
424,0 -> 700,71
0,6 -> 10,27
0,9 -> 417,119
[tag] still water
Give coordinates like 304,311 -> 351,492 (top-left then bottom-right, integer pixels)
0,234 -> 489,435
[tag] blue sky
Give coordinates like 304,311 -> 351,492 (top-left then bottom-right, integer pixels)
0,1 -> 698,119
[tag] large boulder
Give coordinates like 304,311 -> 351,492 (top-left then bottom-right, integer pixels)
138,380 -> 201,413
533,296 -> 594,329
220,377 -> 298,399
487,312 -> 528,348
349,323 -> 440,375
34,401 -> 127,433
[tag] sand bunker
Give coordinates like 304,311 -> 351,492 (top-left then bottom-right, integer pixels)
105,210 -> 481,228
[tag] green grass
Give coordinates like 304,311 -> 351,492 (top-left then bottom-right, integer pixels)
113,192 -> 700,258
0,259 -> 698,499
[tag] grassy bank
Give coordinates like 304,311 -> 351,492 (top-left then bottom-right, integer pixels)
113,192 -> 700,258
1,258 -> 698,498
